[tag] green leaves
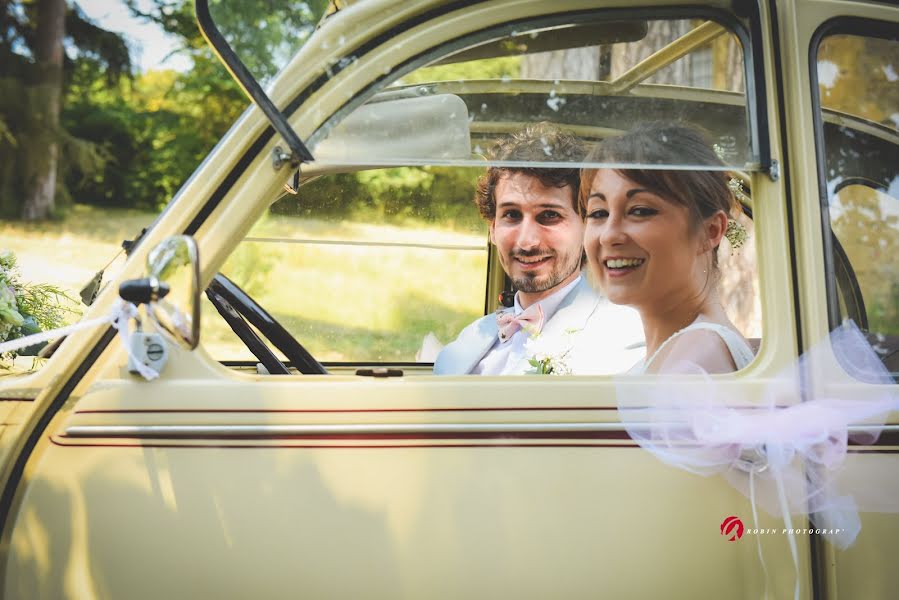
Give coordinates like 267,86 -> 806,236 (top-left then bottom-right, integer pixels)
0,249 -> 78,365
526,357 -> 552,375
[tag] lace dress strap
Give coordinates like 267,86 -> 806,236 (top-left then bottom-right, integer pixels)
641,321 -> 755,372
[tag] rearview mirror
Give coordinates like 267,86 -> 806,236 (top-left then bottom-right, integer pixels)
146,235 -> 200,349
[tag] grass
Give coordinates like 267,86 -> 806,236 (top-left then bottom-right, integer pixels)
3,205 -> 488,365
210,211 -> 488,362
1,204 -> 154,301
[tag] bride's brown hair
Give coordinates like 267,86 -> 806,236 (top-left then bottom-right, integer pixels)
579,122 -> 739,264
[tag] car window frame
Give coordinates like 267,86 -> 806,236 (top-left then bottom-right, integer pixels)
203,5 -> 771,369
808,16 -> 899,382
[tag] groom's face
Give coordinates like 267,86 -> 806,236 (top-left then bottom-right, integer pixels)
489,172 -> 584,302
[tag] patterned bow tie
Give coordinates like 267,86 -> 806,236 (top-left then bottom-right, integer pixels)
496,304 -> 545,342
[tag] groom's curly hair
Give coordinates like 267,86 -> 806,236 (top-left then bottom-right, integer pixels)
475,123 -> 587,221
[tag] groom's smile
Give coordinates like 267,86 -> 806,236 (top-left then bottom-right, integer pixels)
489,172 -> 584,307
513,251 -> 553,269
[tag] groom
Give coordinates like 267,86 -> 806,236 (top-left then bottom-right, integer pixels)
433,124 -> 644,375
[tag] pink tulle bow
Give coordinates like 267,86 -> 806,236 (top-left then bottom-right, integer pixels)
617,320 -> 899,550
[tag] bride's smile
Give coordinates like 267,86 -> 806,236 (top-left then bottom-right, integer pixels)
583,169 -> 704,312
577,122 -> 751,374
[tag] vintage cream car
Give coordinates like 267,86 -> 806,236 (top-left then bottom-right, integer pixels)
0,0 -> 897,598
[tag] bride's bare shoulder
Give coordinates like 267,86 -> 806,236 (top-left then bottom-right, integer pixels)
647,328 -> 738,374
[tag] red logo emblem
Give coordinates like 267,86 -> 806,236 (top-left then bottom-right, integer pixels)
720,516 -> 744,541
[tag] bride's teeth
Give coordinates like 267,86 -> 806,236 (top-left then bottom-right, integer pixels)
605,258 -> 644,268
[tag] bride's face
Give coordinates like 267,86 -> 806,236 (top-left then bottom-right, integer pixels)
583,169 -> 709,311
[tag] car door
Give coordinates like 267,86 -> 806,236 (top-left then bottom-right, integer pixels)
781,0 -> 899,597
0,1 -> 824,598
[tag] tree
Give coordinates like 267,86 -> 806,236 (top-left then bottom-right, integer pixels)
21,0 -> 65,220
126,0 -> 329,82
0,0 -> 131,219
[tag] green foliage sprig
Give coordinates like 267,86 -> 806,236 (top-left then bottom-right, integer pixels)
0,250 -> 79,364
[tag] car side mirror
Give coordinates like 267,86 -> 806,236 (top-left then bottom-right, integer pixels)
148,235 -> 200,349
121,235 -> 200,350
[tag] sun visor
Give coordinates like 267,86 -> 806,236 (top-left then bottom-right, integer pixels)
304,94 -> 472,174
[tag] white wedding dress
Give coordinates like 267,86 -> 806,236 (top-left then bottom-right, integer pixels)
629,320 -> 755,374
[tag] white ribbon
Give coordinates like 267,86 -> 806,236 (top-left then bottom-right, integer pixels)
0,315 -> 115,355
0,300 -> 160,381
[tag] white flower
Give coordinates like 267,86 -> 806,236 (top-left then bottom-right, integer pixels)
524,330 -> 576,375
0,285 -> 23,328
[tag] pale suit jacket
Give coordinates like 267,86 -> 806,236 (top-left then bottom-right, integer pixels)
433,278 -> 645,375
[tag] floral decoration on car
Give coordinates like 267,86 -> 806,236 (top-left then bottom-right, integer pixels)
0,250 -> 76,363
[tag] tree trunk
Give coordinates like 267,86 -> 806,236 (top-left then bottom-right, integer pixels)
21,0 -> 66,220
610,20 -> 695,85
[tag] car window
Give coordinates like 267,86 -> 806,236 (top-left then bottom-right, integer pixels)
203,13 -> 762,368
203,167 -> 489,364
814,27 -> 899,381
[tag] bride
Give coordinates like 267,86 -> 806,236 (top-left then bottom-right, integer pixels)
580,122 -> 754,374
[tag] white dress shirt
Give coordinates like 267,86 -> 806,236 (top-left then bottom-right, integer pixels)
472,276 -> 582,375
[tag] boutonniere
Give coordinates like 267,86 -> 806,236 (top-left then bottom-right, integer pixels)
524,328 -> 580,375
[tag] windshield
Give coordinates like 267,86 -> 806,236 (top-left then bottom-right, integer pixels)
307,15 -> 753,171
205,3 -> 756,171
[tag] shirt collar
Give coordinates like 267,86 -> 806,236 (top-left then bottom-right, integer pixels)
513,274 -> 582,320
